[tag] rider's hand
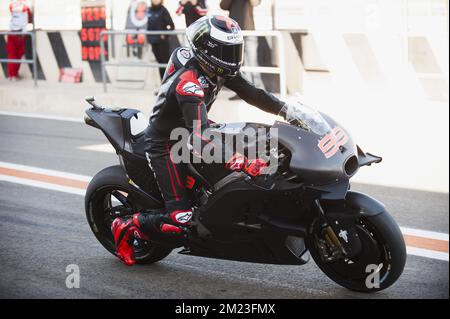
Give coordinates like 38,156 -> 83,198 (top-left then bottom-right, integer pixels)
226,153 -> 247,172
245,158 -> 269,177
226,154 -> 268,177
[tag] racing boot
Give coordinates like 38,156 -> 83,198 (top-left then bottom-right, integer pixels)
111,213 -> 148,266
160,210 -> 194,235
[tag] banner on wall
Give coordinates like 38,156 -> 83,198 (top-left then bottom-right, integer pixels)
81,0 -> 108,62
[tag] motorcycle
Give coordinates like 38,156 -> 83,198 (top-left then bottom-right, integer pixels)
84,96 -> 406,292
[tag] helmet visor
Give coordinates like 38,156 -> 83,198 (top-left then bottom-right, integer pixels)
207,42 -> 244,69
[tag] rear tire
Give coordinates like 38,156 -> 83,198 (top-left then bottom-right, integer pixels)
306,210 -> 406,292
85,165 -> 172,264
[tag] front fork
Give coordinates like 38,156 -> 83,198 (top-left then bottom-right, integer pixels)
313,200 -> 348,262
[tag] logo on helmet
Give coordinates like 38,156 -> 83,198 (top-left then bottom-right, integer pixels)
179,48 -> 191,59
207,41 -> 218,48
215,15 -> 238,31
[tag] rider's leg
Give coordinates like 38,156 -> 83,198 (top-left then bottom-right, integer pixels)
143,138 -> 193,230
111,138 -> 192,265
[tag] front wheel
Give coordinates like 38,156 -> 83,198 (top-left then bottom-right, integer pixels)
306,210 -> 406,292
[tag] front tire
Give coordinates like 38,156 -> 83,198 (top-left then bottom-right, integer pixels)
306,210 -> 406,292
85,165 -> 172,264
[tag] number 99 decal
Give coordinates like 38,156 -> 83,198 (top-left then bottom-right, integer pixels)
318,127 -> 349,159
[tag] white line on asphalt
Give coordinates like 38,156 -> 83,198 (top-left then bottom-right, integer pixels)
78,144 -> 115,153
407,247 -> 449,262
0,111 -> 84,123
0,161 -> 92,182
401,227 -> 449,241
0,174 -> 85,196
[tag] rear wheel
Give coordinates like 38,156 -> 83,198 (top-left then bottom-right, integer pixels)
306,210 -> 406,292
85,166 -> 172,264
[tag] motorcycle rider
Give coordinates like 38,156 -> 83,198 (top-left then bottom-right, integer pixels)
111,15 -> 288,266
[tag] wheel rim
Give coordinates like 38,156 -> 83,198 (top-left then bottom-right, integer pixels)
313,216 -> 393,287
88,186 -> 155,261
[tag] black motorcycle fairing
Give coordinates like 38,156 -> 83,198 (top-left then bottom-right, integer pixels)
356,145 -> 383,167
181,177 -> 312,264
197,179 -> 310,236
345,191 -> 386,217
273,119 -> 357,189
318,191 -> 386,230
179,230 -> 310,265
86,107 -> 127,152
85,107 -> 146,155
307,180 -> 350,200
85,107 -> 163,202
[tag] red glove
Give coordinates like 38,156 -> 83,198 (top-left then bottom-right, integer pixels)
226,153 -> 247,171
245,158 -> 269,177
226,154 -> 268,177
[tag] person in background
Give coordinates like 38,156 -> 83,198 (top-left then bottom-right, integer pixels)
220,0 -> 264,100
176,0 -> 208,27
147,0 -> 175,79
7,0 -> 32,82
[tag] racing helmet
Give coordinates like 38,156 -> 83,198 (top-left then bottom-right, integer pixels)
186,15 -> 244,78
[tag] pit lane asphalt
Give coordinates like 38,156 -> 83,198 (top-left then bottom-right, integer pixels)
0,114 -> 448,298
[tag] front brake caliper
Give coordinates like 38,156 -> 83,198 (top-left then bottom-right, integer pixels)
316,226 -> 346,262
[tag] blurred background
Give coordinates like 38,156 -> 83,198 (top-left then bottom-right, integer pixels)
0,0 -> 449,192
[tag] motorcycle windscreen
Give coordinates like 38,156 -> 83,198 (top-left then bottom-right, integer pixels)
283,96 -> 332,136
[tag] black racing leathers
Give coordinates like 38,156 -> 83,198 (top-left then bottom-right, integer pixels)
145,47 -> 285,215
